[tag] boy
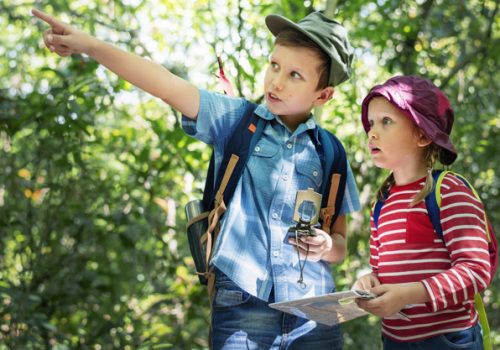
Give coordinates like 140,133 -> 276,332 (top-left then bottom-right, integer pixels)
33,9 -> 360,349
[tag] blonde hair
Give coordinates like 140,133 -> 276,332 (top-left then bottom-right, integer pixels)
376,144 -> 441,207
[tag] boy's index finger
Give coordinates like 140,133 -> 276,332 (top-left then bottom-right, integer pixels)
31,9 -> 65,31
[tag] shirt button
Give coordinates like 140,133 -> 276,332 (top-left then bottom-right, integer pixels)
312,170 -> 318,177
272,213 -> 278,220
255,146 -> 261,152
283,175 -> 288,181
286,143 -> 293,149
272,250 -> 279,257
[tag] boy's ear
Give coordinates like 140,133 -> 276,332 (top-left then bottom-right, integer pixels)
314,87 -> 334,106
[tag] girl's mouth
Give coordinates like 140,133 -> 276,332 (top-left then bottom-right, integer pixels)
369,144 -> 381,154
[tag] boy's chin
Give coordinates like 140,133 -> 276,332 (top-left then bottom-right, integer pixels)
266,104 -> 281,116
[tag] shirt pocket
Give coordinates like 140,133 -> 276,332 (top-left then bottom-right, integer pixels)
252,138 -> 279,158
405,212 -> 436,244
244,138 -> 280,180
295,158 -> 323,191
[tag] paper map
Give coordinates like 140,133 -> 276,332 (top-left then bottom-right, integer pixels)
269,289 -> 374,326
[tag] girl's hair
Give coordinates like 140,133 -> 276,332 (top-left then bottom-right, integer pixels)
376,143 -> 441,207
275,28 -> 330,90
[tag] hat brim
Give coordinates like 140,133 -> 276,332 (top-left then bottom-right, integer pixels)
361,90 -> 458,166
266,15 -> 302,38
407,105 -> 458,165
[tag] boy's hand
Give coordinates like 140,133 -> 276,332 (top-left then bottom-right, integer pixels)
31,9 -> 200,118
32,9 -> 94,56
289,228 -> 342,262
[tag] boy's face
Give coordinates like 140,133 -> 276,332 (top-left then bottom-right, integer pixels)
264,44 -> 333,126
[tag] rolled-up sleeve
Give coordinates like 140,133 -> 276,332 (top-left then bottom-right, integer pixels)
182,89 -> 248,146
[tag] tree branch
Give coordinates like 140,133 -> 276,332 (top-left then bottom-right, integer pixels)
440,1 -> 499,88
401,0 -> 434,75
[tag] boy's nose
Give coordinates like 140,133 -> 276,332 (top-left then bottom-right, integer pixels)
272,75 -> 285,91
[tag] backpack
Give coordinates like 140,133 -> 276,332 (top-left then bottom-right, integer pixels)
373,169 -> 498,350
185,101 -> 348,297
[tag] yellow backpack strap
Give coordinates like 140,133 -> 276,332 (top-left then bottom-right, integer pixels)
475,293 -> 493,350
437,171 -> 493,350
433,170 -> 449,207
450,172 -> 492,243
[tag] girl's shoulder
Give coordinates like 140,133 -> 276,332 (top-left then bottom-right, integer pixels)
438,172 -> 482,205
440,171 -> 465,187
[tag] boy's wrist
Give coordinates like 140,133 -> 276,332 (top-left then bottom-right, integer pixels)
325,232 -> 346,263
85,35 -> 101,57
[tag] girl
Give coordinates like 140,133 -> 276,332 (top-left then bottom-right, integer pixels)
353,76 -> 491,350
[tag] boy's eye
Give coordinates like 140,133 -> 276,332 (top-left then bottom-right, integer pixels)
291,71 -> 302,79
270,62 -> 279,70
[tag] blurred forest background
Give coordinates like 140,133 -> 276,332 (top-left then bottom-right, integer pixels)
0,0 -> 498,349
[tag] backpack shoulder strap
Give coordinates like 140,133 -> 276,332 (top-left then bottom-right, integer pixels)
426,170 -> 486,239
425,169 -> 447,239
199,101 -> 264,287
316,127 -> 347,232
373,198 -> 385,229
202,101 -> 264,210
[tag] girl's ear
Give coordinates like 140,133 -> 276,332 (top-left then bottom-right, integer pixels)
417,130 -> 432,147
314,87 -> 334,106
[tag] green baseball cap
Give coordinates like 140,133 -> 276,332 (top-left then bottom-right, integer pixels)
265,11 -> 353,87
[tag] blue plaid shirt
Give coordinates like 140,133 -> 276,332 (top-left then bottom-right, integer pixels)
183,89 -> 360,303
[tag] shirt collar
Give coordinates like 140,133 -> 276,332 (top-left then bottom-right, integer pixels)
255,104 -> 321,143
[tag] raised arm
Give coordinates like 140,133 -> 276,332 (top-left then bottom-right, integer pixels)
32,9 -> 200,119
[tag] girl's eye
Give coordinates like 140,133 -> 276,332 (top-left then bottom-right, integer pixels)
368,119 -> 374,127
382,117 -> 393,125
291,71 -> 302,79
270,62 -> 279,70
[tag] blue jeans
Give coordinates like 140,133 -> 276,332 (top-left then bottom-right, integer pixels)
211,268 -> 342,350
382,323 -> 483,350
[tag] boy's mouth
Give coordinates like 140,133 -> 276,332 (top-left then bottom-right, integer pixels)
267,92 -> 281,103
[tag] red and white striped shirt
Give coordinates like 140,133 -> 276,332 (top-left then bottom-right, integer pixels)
370,173 -> 491,342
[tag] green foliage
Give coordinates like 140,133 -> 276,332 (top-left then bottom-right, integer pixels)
0,0 -> 498,349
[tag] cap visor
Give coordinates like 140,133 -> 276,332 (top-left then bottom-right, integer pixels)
265,15 -> 300,37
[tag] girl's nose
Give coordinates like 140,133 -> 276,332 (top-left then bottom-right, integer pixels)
368,129 -> 378,139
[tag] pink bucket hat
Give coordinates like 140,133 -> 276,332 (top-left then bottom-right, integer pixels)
361,75 -> 457,165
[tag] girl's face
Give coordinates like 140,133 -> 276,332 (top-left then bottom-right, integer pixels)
264,44 -> 333,130
366,97 -> 430,184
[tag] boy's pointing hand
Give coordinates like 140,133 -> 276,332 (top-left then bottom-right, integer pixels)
32,9 -> 93,56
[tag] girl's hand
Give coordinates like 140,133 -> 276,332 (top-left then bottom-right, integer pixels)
352,273 -> 380,292
356,284 -> 412,318
32,9 -> 95,56
289,227 -> 343,262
